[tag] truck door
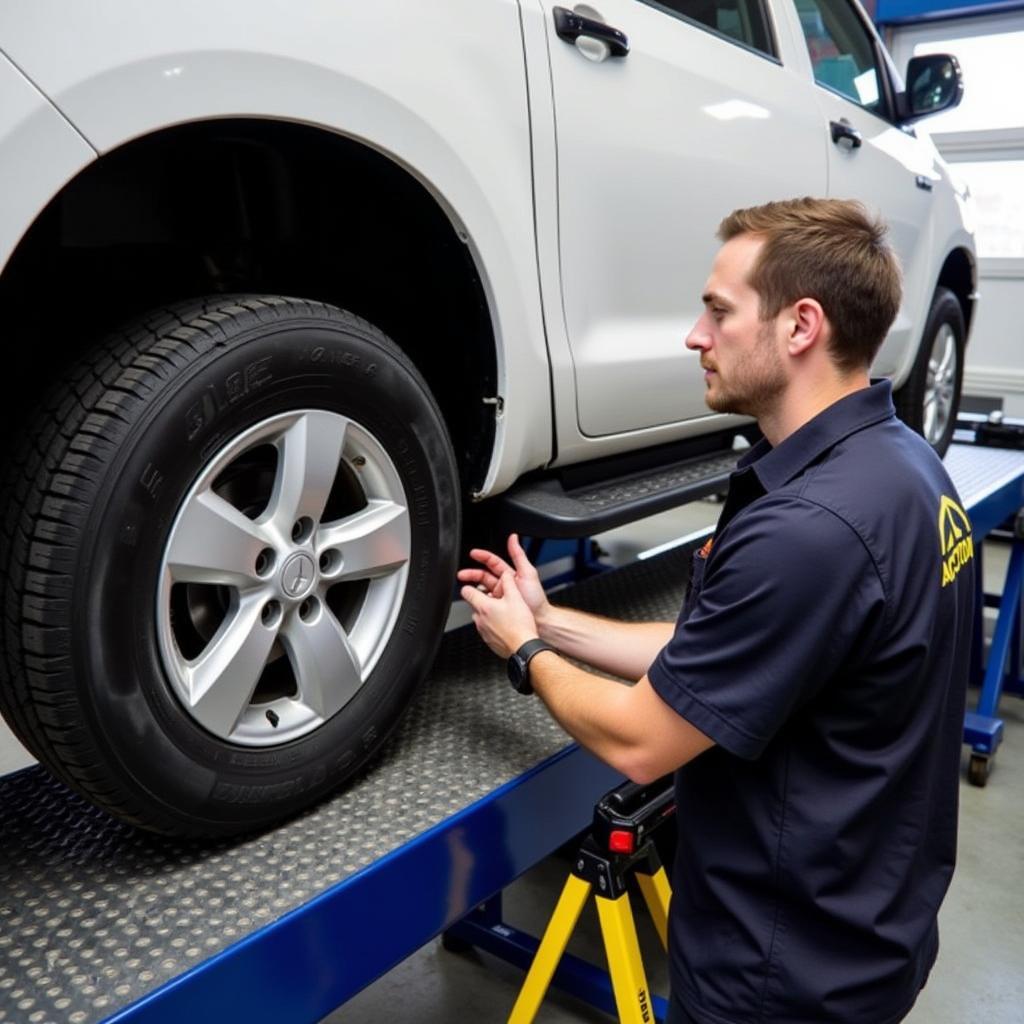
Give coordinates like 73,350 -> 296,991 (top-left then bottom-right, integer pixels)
788,0 -> 937,378
538,0 -> 826,438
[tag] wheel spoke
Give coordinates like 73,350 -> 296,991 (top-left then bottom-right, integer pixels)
186,597 -> 279,737
921,321 -> 960,447
936,334 -> 955,378
319,500 -> 411,581
266,411 -> 347,533
166,490 -> 269,586
280,609 -> 363,720
923,392 -> 938,441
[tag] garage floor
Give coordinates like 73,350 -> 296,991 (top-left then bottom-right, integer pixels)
324,499 -> 1024,1024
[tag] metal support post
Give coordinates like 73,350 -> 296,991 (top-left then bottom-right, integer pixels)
964,537 -> 1024,783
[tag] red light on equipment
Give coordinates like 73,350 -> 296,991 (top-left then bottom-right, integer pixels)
608,829 -> 635,854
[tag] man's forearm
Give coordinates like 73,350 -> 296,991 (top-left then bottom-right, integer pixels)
528,652 -> 715,784
535,605 -> 674,681
527,651 -> 647,777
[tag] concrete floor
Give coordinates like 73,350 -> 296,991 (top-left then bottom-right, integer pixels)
2,498 -> 1022,1022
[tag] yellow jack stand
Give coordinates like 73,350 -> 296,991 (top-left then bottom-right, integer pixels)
508,777 -> 675,1024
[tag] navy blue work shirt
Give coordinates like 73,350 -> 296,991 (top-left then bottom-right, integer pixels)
648,381 -> 975,1024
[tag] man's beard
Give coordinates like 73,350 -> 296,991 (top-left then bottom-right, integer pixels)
705,322 -> 786,419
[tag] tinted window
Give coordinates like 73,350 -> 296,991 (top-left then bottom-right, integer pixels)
795,0 -> 885,114
644,0 -> 776,57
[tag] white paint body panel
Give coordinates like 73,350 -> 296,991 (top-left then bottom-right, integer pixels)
537,0 -> 826,439
0,0 -> 549,495
0,52 -> 96,277
0,0 -> 975,495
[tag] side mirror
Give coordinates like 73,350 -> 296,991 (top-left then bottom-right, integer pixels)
900,54 -> 964,122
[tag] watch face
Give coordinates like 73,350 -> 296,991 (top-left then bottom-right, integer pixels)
508,654 -> 526,687
508,641 -> 544,695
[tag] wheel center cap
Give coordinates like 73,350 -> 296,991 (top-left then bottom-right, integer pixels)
281,551 -> 317,599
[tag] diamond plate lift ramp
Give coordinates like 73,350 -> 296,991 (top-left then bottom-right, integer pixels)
1,439 -> 1021,1024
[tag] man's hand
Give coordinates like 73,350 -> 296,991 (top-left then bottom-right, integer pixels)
460,569 -> 539,659
457,534 -> 552,625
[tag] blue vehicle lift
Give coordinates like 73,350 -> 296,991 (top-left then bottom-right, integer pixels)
0,435 -> 1021,1024
949,417 -> 1024,785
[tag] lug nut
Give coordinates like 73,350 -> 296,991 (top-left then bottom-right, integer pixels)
319,549 -> 342,574
255,548 -> 276,577
262,600 -> 281,627
292,517 -> 314,543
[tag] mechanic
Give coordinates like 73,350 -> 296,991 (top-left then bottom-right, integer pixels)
458,198 -> 975,1024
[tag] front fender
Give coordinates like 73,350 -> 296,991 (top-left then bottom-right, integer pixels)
0,0 -> 552,494
0,50 -> 96,278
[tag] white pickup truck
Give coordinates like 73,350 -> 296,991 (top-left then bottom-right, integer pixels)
0,0 -> 974,834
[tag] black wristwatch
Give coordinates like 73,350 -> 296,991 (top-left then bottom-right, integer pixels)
507,638 -> 556,695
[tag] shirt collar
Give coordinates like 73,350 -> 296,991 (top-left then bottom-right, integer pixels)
737,380 -> 896,492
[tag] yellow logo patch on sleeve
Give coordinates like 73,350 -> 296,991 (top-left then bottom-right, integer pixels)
939,495 -> 973,587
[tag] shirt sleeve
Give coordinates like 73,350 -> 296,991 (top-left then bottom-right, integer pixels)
648,494 -> 887,759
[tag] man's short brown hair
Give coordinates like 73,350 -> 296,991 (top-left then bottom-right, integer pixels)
717,198 -> 902,374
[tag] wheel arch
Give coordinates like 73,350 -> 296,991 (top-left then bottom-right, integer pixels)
935,245 -> 977,341
0,117 -> 501,493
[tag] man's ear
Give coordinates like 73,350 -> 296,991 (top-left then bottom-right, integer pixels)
787,297 -> 827,357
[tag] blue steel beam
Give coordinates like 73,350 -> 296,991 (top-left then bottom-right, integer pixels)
976,543 -> 1023,720
876,0 -> 1024,25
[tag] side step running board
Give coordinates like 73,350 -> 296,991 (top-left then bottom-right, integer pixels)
491,448 -> 739,538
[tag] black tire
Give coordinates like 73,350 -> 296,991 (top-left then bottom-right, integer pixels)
894,287 -> 965,458
0,296 -> 460,836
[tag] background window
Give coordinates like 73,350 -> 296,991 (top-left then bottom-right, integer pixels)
647,0 -> 775,56
887,13 -> 1024,419
951,160 -> 1024,260
890,13 -> 1024,260
795,0 -> 885,113
889,16 -> 1024,133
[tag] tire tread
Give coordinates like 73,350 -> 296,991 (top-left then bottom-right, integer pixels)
0,294 -> 424,834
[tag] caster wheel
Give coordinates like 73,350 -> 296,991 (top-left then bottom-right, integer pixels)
968,754 -> 991,787
441,930 -> 473,953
